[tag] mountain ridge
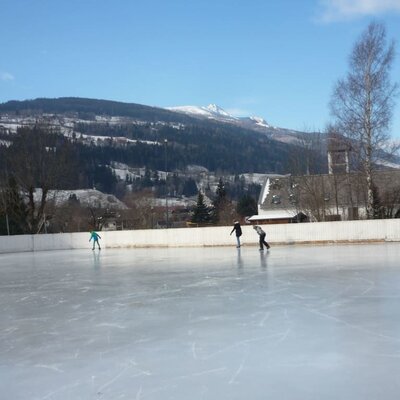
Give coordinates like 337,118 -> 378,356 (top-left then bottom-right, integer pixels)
0,97 -> 325,179
0,97 -> 305,144
165,103 -> 303,139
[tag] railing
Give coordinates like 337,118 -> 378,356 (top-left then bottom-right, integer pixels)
1,219 -> 399,254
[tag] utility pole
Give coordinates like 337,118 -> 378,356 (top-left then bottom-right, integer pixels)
164,139 -> 169,228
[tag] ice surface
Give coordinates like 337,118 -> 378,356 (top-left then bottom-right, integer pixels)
1,244 -> 400,399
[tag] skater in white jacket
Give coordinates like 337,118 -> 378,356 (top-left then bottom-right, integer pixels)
253,225 -> 270,251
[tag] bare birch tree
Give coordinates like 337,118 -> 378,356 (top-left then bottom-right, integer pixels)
330,22 -> 398,218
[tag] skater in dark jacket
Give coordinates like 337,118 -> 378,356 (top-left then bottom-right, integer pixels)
230,221 -> 242,248
253,225 -> 270,251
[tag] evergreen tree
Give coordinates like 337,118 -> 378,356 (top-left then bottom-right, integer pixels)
237,194 -> 258,217
152,170 -> 159,184
216,178 -> 227,199
212,178 -> 235,224
211,178 -> 225,222
0,177 -> 28,234
93,165 -> 117,193
191,191 -> 211,223
142,166 -> 152,187
182,178 -> 198,197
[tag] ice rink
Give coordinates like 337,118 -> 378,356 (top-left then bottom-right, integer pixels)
1,243 -> 400,400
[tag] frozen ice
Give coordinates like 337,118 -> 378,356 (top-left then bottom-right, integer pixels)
1,244 -> 400,399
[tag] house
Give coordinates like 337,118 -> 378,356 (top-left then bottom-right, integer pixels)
255,170 -> 400,223
251,132 -> 400,223
250,175 -> 309,224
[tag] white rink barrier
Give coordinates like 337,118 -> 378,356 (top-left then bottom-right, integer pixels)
0,219 -> 400,254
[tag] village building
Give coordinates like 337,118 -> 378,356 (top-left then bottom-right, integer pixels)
252,170 -> 400,224
251,136 -> 400,224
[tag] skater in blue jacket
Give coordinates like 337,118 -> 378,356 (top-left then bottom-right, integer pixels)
89,231 -> 101,250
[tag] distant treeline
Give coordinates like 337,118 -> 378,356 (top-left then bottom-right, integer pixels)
75,122 -> 298,174
0,125 -> 263,200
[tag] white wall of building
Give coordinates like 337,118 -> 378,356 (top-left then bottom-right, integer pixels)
0,219 -> 399,254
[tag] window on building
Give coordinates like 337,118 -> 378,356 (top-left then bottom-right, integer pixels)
271,179 -> 281,190
289,193 -> 297,204
272,195 -> 281,204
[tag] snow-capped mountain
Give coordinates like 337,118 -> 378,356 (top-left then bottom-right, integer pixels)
167,104 -> 239,121
0,97 -> 308,147
165,103 -> 317,146
166,103 -> 277,132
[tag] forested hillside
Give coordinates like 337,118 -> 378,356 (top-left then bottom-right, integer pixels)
0,98 -> 327,234
0,97 -> 323,175
0,97 -> 196,123
74,122 -> 296,173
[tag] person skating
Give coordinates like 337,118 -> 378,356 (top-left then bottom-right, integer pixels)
230,220 -> 242,248
89,230 -> 101,250
253,225 -> 270,251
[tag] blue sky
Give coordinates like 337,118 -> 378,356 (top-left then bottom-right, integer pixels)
1,0 -> 400,136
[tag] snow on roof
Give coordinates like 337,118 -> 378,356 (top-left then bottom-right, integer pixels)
375,158 -> 400,169
260,177 -> 270,205
248,210 -> 298,221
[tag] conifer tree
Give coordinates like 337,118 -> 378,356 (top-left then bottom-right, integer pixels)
237,194 -> 258,217
0,176 -> 28,234
212,178 -> 227,223
191,191 -> 211,223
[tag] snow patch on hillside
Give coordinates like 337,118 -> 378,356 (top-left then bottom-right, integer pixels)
249,116 -> 270,128
375,158 -> 400,169
35,189 -> 128,209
